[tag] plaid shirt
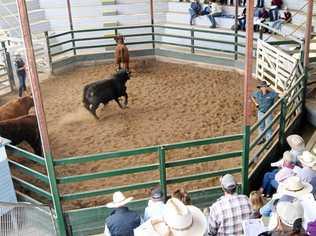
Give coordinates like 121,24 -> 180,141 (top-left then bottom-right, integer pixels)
208,194 -> 252,236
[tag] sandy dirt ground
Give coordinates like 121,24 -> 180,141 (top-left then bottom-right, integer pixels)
5,59 -> 258,209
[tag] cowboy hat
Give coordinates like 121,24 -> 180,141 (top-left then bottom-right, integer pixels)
257,80 -> 270,88
271,151 -> 295,168
135,198 -> 207,236
286,134 -> 305,151
298,151 -> 316,168
277,176 -> 313,198
106,191 -> 133,208
268,200 -> 304,230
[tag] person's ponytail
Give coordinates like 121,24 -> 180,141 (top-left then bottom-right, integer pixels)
290,218 -> 304,236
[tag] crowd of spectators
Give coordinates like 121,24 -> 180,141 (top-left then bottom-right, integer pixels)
186,0 -> 292,32
103,130 -> 316,235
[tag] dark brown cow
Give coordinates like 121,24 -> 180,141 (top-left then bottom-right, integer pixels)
114,35 -> 130,71
0,115 -> 42,156
0,96 -> 34,121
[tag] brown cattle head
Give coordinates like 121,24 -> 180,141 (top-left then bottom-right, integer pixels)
19,95 -> 34,110
114,35 -> 124,44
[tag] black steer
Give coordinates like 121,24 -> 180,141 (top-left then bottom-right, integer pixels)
83,69 -> 131,119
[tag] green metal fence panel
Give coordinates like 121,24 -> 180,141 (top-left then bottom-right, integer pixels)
6,144 -> 45,166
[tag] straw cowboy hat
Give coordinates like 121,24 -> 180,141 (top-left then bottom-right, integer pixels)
134,198 -> 207,236
269,200 -> 304,230
277,176 -> 313,198
299,151 -> 316,168
286,134 -> 305,150
106,191 -> 133,208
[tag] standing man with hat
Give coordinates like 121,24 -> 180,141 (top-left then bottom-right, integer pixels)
207,174 -> 252,235
14,53 -> 27,97
251,81 -> 278,145
104,191 -> 141,236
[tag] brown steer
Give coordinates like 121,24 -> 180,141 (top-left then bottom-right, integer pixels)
114,35 -> 130,71
0,96 -> 34,121
0,115 -> 42,156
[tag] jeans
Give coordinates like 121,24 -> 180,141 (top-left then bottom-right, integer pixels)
258,110 -> 273,142
271,19 -> 283,30
239,0 -> 246,6
18,73 -> 26,97
189,8 -> 199,25
256,0 -> 265,7
207,12 -> 222,28
262,169 -> 278,196
238,18 -> 246,30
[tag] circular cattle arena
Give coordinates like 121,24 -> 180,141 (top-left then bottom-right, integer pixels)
8,59 -> 256,209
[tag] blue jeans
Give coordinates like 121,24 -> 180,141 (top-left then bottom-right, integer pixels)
238,18 -> 246,31
262,169 -> 278,196
256,0 -> 265,7
258,110 -> 273,142
207,12 -> 222,28
189,8 -> 199,25
271,19 -> 283,30
18,73 -> 26,97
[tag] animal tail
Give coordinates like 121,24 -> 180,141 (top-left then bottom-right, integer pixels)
120,46 -> 125,64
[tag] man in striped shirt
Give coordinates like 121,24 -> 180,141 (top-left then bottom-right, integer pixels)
207,174 -> 252,236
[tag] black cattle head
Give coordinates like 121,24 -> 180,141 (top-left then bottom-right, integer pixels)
115,69 -> 131,82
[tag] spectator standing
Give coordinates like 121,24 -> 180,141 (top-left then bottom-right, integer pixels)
238,7 -> 247,31
249,191 -> 265,219
220,0 -> 234,6
207,0 -> 223,28
207,174 -> 252,235
143,187 -> 166,221
239,0 -> 246,7
14,54 -> 27,97
189,0 -> 202,25
104,191 -> 141,236
251,81 -> 278,145
134,198 -> 207,236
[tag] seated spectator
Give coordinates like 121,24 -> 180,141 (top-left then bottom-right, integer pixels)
269,5 -> 280,23
256,0 -> 265,8
249,191 -> 265,219
237,7 -> 247,31
207,174 -> 252,235
172,188 -> 192,205
189,0 -> 203,25
271,6 -> 292,31
260,194 -> 296,217
254,7 -> 269,31
260,151 -> 296,197
143,186 -> 166,221
271,0 -> 283,9
271,134 -> 305,168
134,198 -> 207,236
207,0 -> 223,28
294,151 -> 316,187
259,199 -> 305,235
104,191 -> 141,236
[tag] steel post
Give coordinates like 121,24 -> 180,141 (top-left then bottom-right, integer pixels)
150,0 -> 155,50
278,98 -> 287,147
66,0 -> 76,55
1,42 -> 15,90
191,29 -> 195,54
242,0 -> 254,195
16,1 -> 67,235
234,1 -> 238,60
44,32 -> 53,74
158,146 -> 167,201
304,0 -> 313,67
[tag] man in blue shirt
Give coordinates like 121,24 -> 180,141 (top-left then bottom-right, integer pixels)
251,81 -> 278,145
189,0 -> 202,25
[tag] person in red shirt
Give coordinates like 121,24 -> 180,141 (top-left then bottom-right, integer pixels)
271,0 -> 283,9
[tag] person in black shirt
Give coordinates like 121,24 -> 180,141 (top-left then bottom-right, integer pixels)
15,54 -> 27,97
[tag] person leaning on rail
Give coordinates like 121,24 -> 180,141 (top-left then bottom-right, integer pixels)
251,81 -> 278,147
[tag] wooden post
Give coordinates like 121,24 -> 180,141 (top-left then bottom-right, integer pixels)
242,0 -> 254,195
16,1 -> 67,235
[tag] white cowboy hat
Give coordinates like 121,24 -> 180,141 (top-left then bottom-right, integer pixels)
268,200 -> 304,230
106,191 -> 133,208
277,176 -> 313,198
135,198 -> 207,236
286,134 -> 305,151
298,151 -> 316,168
